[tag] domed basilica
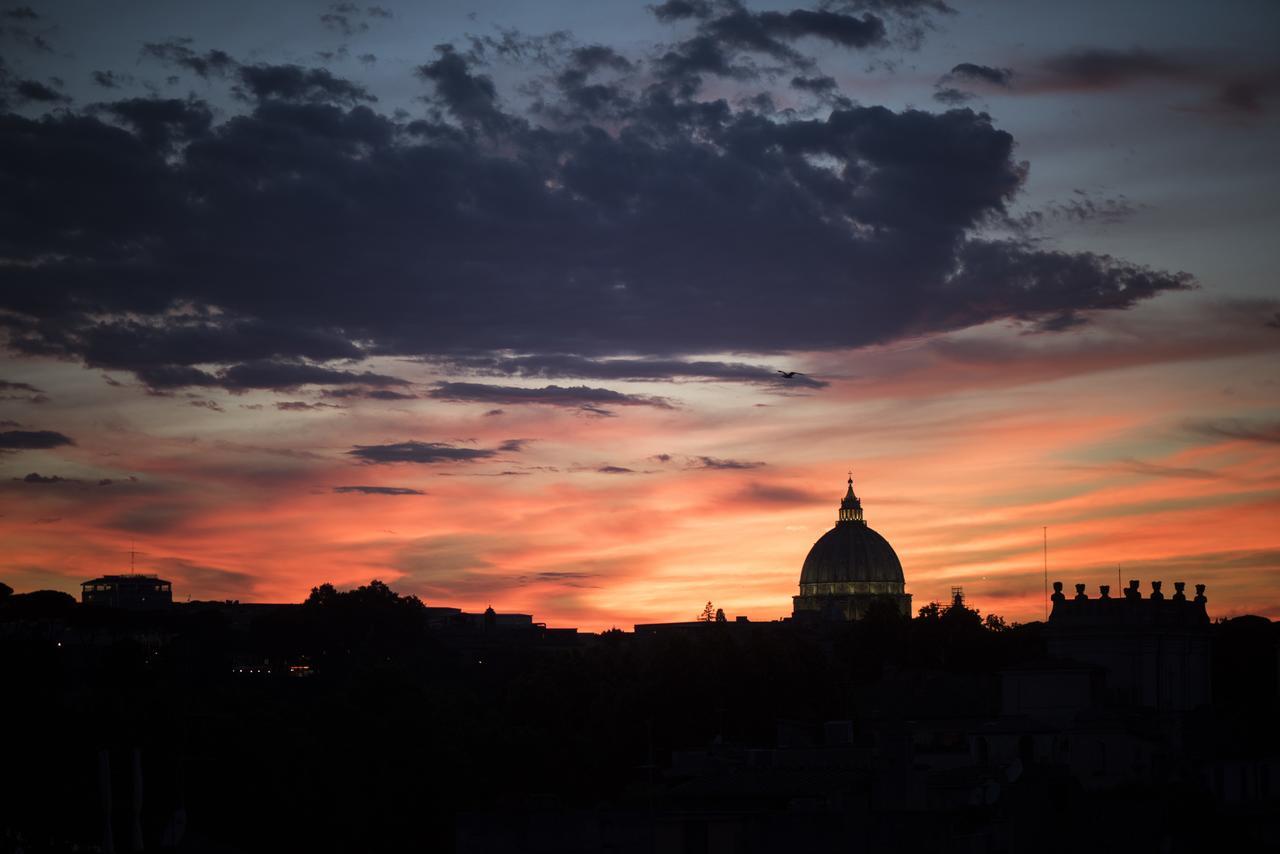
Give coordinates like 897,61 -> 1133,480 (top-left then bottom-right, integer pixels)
792,476 -> 912,621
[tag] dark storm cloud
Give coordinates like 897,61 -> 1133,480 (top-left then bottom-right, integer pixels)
123,359 -> 405,393
320,4 -> 368,37
655,0 -> 887,49
1046,192 -> 1140,225
836,0 -> 953,16
651,453 -> 766,470
235,64 -> 375,104
140,39 -> 237,79
13,78 -> 68,103
275,400 -> 343,411
0,6 -> 52,53
0,430 -> 74,450
932,86 -> 973,105
91,70 -> 133,89
16,472 -> 72,484
1030,48 -> 1280,115
442,354 -> 827,388
321,387 -> 417,401
320,387 -> 417,401
428,383 -> 674,410
347,440 -> 506,464
1011,191 -> 1142,232
652,1 -> 889,86
946,63 -> 1013,87
75,320 -> 362,372
1213,72 -> 1280,115
652,0 -> 715,21
218,361 -> 405,392
935,241 -> 1192,332
333,485 -> 425,495
320,3 -> 391,36
0,20 -> 1192,389
568,45 -> 634,74
416,45 -> 511,132
790,74 -> 837,93
99,98 -> 213,151
465,28 -> 574,67
1040,48 -> 1190,89
549,45 -> 636,119
690,456 -> 765,469
933,63 -> 1011,106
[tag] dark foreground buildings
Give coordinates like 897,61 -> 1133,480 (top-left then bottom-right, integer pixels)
81,573 -> 173,609
459,578 -> 1279,853
2,488 -> 1278,853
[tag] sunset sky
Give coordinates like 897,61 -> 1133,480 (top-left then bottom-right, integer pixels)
1,0 -> 1277,629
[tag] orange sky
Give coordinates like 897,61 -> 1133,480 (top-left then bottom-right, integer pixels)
3,297 -> 1278,630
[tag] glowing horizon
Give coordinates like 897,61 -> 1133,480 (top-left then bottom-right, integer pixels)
4,311 -> 1277,631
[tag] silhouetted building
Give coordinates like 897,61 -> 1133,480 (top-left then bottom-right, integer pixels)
792,476 -> 912,621
1046,578 -> 1211,711
635,615 -> 752,636
80,574 -> 173,609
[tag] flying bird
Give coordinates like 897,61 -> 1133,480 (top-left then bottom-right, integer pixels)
776,370 -> 804,379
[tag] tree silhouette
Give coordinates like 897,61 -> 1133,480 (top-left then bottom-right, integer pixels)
697,601 -> 715,622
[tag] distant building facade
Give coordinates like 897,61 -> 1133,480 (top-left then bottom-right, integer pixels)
792,477 -> 912,621
1045,578 -> 1212,712
81,574 -> 173,609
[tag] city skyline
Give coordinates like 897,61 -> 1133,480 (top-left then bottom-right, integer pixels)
1,0 -> 1278,631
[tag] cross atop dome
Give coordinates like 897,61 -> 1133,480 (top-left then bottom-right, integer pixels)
838,473 -> 864,524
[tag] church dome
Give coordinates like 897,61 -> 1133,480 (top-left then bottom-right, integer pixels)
800,521 -> 904,585
798,477 -> 904,587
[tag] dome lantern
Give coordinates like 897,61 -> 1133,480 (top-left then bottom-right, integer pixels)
838,473 -> 864,524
